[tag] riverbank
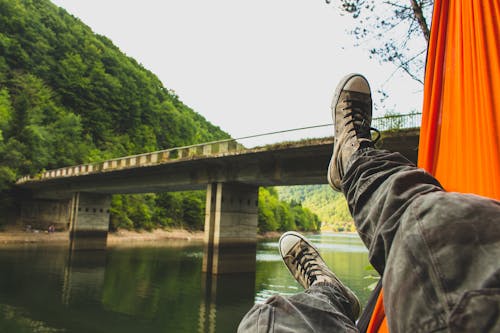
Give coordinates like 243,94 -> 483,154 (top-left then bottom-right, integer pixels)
0,226 -> 288,245
0,225 -> 205,245
108,228 -> 204,243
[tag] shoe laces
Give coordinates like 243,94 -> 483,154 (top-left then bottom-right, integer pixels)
343,99 -> 380,144
291,244 -> 323,286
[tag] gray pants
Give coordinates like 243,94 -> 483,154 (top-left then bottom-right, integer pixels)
238,149 -> 500,332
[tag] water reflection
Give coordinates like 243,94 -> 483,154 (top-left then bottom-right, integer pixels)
0,233 -> 374,332
198,273 -> 255,333
62,250 -> 106,306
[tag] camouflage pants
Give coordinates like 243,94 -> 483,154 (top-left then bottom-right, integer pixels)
238,149 -> 500,332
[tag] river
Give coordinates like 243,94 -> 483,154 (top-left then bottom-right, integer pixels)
0,233 -> 375,332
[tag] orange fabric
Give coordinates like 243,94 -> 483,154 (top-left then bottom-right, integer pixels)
418,0 -> 500,199
369,1 -> 500,332
366,288 -> 389,333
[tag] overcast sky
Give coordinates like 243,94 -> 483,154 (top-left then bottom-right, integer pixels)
51,0 -> 424,146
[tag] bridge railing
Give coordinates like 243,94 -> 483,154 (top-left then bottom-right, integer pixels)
16,113 -> 421,184
16,140 -> 247,184
372,112 -> 422,132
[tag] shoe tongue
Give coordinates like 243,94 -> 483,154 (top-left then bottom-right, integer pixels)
350,109 -> 372,138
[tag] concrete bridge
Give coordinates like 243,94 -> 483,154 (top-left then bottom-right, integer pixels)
16,115 -> 420,274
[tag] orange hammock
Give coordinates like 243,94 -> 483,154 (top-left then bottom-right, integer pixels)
419,0 -> 500,199
368,0 -> 500,332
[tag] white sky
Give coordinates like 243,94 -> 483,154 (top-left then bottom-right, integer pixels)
51,0 -> 424,146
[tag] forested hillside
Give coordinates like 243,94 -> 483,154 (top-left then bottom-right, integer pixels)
258,187 -> 320,233
0,0 -> 319,232
277,185 -> 355,232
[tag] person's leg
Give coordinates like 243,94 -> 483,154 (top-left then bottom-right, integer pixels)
328,73 -> 500,332
341,149 -> 442,273
238,283 -> 358,332
238,232 -> 360,332
344,151 -> 500,332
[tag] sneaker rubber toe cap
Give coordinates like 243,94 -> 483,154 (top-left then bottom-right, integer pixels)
279,232 -> 302,256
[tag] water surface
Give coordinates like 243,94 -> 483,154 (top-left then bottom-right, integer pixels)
0,233 -> 374,332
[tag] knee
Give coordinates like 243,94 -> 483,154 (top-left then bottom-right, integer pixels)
412,191 -> 500,228
237,301 -> 275,332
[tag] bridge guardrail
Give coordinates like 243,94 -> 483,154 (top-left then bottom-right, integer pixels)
372,113 -> 422,132
16,113 -> 421,184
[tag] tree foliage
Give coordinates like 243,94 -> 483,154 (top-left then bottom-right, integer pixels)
277,185 -> 355,232
328,0 -> 433,84
258,187 -> 321,233
110,188 -> 321,234
110,192 -> 206,231
0,0 -> 229,172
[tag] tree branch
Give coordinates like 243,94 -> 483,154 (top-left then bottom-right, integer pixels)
410,0 -> 430,42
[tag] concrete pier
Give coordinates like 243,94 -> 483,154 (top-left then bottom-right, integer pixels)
69,192 -> 111,251
20,198 -> 72,230
202,183 -> 259,274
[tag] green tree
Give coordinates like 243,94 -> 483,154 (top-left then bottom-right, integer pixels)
258,187 -> 320,233
258,187 -> 281,232
181,193 -> 204,229
277,185 -> 353,232
154,192 -> 184,227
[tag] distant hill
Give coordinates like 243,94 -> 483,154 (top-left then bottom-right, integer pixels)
277,185 -> 355,232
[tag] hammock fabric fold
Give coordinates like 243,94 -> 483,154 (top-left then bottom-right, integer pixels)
369,0 -> 500,332
418,0 -> 500,199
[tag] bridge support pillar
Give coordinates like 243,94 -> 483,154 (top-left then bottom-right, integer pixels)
69,192 -> 111,251
20,198 -> 72,230
202,183 -> 259,274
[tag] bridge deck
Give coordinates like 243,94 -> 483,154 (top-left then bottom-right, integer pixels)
16,129 -> 419,197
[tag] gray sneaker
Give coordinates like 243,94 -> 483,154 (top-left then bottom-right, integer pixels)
279,231 -> 361,319
327,73 -> 380,191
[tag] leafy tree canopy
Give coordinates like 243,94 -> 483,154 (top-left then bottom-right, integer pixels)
277,185 -> 355,232
258,187 -> 321,233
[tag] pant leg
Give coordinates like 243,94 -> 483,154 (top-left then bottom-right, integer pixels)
343,149 -> 500,332
237,282 -> 358,333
